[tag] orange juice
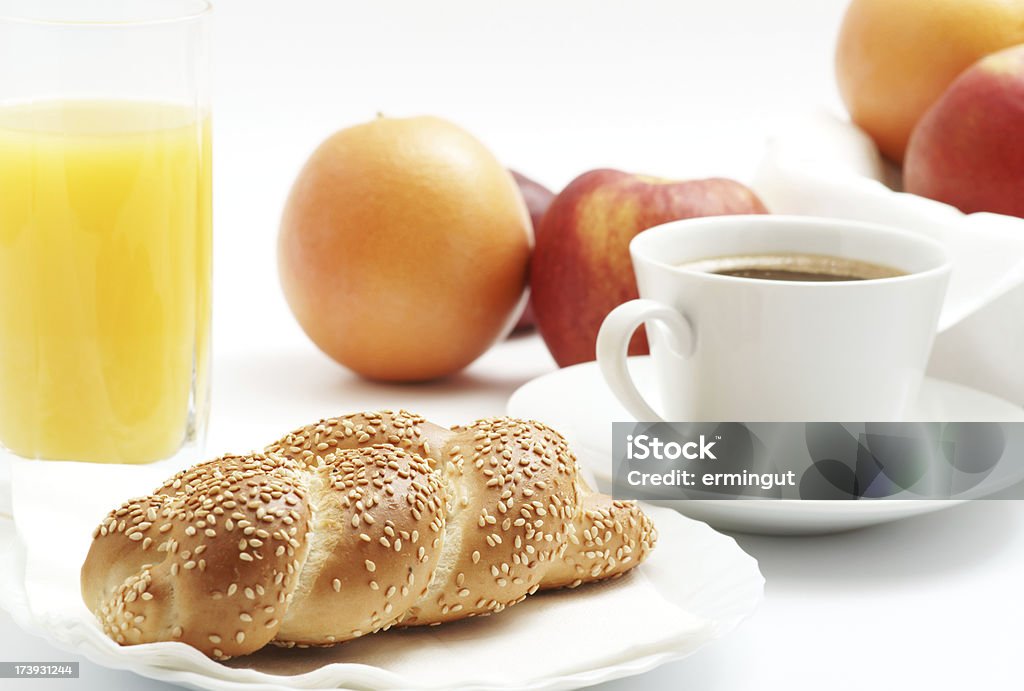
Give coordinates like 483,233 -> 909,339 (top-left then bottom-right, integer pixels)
0,100 -> 211,463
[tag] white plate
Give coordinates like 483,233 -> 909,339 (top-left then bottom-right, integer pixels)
0,504 -> 762,691
507,357 -> 1024,535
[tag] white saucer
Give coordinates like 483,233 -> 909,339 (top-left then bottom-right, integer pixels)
507,357 -> 1024,535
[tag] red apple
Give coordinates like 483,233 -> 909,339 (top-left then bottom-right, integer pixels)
509,170 -> 556,332
905,44 -> 1024,217
531,169 -> 769,367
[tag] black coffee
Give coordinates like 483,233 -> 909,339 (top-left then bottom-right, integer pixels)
678,253 -> 905,282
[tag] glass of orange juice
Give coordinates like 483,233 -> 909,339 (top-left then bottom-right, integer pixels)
0,1 -> 211,464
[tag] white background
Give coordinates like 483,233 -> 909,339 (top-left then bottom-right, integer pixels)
3,0 -> 1024,689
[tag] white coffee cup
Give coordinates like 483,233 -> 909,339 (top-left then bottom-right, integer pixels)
596,215 -> 952,422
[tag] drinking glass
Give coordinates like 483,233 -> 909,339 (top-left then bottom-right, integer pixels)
0,0 -> 212,463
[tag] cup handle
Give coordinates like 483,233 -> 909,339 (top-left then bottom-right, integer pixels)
596,299 -> 695,422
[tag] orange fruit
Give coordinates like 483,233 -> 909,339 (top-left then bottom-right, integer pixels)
835,0 -> 1024,163
279,116 -> 532,382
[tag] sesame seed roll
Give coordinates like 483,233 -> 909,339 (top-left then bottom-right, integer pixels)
81,410 -> 656,659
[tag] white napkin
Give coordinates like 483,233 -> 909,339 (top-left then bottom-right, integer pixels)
9,457 -> 711,689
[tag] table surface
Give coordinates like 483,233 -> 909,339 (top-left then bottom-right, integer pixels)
3,339 -> 1024,691
3,0 -> 1023,688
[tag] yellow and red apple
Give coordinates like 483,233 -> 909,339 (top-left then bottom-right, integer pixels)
905,44 -> 1024,218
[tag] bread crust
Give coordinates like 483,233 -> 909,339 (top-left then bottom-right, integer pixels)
81,411 -> 657,658
81,453 -> 313,658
